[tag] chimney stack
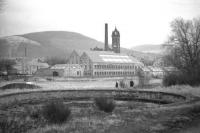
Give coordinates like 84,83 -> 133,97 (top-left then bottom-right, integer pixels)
104,23 -> 109,51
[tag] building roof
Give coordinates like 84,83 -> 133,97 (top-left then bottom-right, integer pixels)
163,67 -> 179,72
140,66 -> 151,72
14,58 -> 49,68
27,59 -> 49,67
112,27 -> 120,37
148,66 -> 164,72
83,51 -> 143,65
51,64 -> 83,69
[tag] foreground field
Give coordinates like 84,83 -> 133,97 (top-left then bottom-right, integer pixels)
0,80 -> 200,133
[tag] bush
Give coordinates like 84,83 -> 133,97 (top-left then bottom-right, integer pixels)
42,101 -> 71,124
0,118 -> 26,133
163,73 -> 185,86
95,97 -> 115,113
25,106 -> 42,119
1,83 -> 41,90
163,73 -> 200,86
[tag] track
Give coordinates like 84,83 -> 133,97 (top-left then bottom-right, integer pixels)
0,89 -> 188,110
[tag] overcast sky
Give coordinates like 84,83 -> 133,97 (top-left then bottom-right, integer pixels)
0,0 -> 200,48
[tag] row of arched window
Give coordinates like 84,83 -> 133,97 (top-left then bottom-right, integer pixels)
94,64 -> 138,70
94,71 -> 135,76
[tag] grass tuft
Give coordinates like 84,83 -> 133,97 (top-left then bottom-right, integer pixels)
95,97 -> 115,113
42,101 -> 71,124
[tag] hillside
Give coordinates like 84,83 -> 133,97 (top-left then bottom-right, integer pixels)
131,44 -> 164,54
20,31 -> 105,55
0,31 -> 104,58
0,31 -> 160,62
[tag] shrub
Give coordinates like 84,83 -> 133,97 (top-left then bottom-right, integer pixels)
119,80 -> 125,88
42,101 -> 71,124
1,83 -> 41,90
95,97 -> 115,113
25,106 -> 42,119
0,118 -> 26,133
163,73 -> 200,86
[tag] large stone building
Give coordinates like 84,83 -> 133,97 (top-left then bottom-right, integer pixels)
66,23 -> 144,77
80,51 -> 143,77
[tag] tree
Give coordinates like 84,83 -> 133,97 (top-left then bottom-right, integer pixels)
0,59 -> 16,81
164,17 -> 200,85
45,57 -> 66,66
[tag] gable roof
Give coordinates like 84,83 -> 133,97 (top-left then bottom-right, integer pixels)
148,66 -> 164,72
70,50 -> 83,57
82,51 -> 143,65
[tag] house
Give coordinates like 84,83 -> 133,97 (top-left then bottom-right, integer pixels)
139,66 -> 152,77
163,66 -> 179,75
14,58 -> 49,75
50,64 -> 84,77
148,66 -> 164,78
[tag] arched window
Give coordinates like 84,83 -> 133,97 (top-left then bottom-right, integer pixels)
130,80 -> 134,87
53,71 -> 59,77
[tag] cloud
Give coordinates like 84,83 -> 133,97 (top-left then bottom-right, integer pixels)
0,0 -> 199,48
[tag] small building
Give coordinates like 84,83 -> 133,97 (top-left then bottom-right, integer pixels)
139,66 -> 152,77
163,66 -> 179,75
35,64 -> 84,77
27,59 -> 49,74
148,66 -> 164,78
35,68 -> 64,77
14,58 -> 49,75
50,64 -> 84,77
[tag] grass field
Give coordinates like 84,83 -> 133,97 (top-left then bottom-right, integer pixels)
0,79 -> 200,133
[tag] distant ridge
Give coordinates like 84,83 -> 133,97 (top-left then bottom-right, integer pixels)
131,44 -> 164,53
0,31 -> 160,62
0,31 -> 104,58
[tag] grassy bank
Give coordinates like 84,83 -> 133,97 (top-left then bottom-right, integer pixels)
0,85 -> 199,133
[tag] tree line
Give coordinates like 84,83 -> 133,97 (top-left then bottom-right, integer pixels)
163,17 -> 200,86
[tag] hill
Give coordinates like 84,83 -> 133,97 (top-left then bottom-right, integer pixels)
0,31 -> 104,58
0,31 -> 160,63
131,44 -> 164,54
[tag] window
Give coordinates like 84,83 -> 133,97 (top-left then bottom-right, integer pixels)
53,71 -> 59,77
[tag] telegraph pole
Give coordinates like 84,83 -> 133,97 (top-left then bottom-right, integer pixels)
24,43 -> 28,81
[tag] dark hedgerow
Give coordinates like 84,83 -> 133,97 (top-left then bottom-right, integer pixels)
42,101 -> 71,124
1,83 -> 41,90
163,73 -> 200,86
95,97 -> 115,113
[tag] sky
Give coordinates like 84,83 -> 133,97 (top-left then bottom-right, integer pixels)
0,0 -> 200,48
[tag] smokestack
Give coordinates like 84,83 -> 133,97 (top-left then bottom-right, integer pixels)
104,23 -> 108,51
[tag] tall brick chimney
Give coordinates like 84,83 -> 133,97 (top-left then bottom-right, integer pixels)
104,23 -> 109,51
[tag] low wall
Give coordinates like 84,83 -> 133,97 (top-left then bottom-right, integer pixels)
0,90 -> 187,109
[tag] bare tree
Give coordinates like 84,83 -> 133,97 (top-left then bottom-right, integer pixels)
164,17 -> 200,83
